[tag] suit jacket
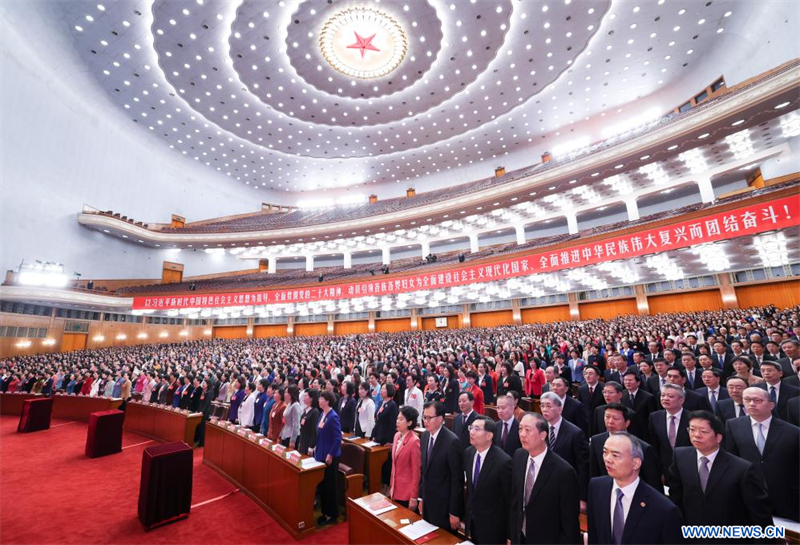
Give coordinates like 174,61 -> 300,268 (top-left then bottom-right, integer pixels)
189,386 -> 203,412
419,426 -> 464,528
477,374 -> 495,405
561,396 -> 589,437
725,416 -> 799,521
577,383 -> 605,418
454,411 -> 478,451
783,374 -> 800,389
590,405 -> 608,437
657,388 -> 711,413
683,368 -> 704,390
712,352 -> 735,377
622,389 -> 654,443
551,419 -> 590,501
789,396 -> 800,427
156,384 -> 168,405
646,375 -> 667,396
714,398 -> 747,423
389,431 -> 421,502
668,447 -> 772,540
587,477 -> 684,545
337,396 -> 357,434
648,410 -> 691,477
510,449 -> 581,545
756,382 -> 800,421
313,409 -> 342,462
464,445 -> 513,545
372,399 -> 398,445
494,418 -> 522,458
297,407 -> 320,455
695,387 -> 729,413
588,432 -> 663,493
775,357 -> 796,379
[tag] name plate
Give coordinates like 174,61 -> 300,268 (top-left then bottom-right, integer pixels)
236,428 -> 248,436
288,452 -> 302,464
273,444 -> 287,454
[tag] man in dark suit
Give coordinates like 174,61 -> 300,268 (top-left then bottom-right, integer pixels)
645,342 -> 663,364
668,411 -> 773,535
418,401 -> 464,533
715,376 -> 749,422
587,345 -> 606,372
711,341 -> 735,376
454,391 -> 478,450
696,368 -> 729,413
784,359 -> 800,388
552,354 -> 573,386
726,387 -> 799,521
777,339 -> 800,378
540,392 -> 589,508
590,381 -> 624,437
663,367 -> 712,412
463,416 -> 512,545
551,377 -> 589,436
789,396 -> 800,427
494,393 -> 522,457
749,340 -> 775,370
648,359 -> 670,395
577,366 -> 604,418
622,370 -> 654,442
680,353 -> 704,390
588,403 -> 663,493
510,412 -> 581,545
757,360 -> 800,421
648,384 -> 691,478
587,433 -> 683,544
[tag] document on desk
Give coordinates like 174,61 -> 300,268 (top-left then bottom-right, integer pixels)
361,440 -> 379,447
364,495 -> 398,516
398,520 -> 438,541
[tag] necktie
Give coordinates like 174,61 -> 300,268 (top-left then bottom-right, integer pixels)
756,423 -> 766,455
589,385 -> 594,397
710,390 -> 717,411
612,488 -> 625,544
426,436 -> 435,468
549,425 -> 556,449
630,392 -> 635,405
668,415 -> 677,449
473,453 -> 481,488
719,354 -> 724,367
769,386 -> 777,404
522,459 -> 536,535
699,456 -> 710,492
502,422 -> 509,447
740,403 -> 747,416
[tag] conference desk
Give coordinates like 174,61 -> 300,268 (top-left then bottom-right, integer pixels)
52,394 -> 122,421
521,397 -> 540,413
203,420 -> 325,540
0,393 -> 42,415
124,400 -> 202,446
348,494 -> 462,545
343,436 -> 391,494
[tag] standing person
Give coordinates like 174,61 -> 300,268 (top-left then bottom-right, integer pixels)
494,394 -> 522,457
442,365 -> 459,414
195,379 -> 213,446
228,378 -> 246,423
403,375 -> 424,426
539,392 -> 589,509
587,433 -> 683,544
418,401 -> 464,533
714,376 -> 749,422
280,384 -> 302,449
668,411 -> 773,533
297,389 -> 320,456
253,379 -> 269,433
648,384 -> 691,478
267,387 -> 286,442
260,383 -> 275,436
510,412 -> 581,545
238,382 -> 257,429
315,391 -> 342,526
372,383 -> 398,446
454,391 -> 479,450
389,406 -> 421,509
757,360 -> 800,420
337,381 -> 357,434
463,416 -> 512,545
354,381 -> 376,438
476,362 -> 495,405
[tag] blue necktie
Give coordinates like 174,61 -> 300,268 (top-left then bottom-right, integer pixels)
612,488 -> 625,544
473,453 -> 481,488
769,386 -> 777,404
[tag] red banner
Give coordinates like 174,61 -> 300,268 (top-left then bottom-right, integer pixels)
133,195 -> 799,310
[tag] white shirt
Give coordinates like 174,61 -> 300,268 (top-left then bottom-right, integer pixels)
665,408 -> 683,429
610,477 -> 640,530
238,392 -> 257,427
404,386 -> 424,418
627,388 -> 639,401
471,445 -> 491,483
767,381 -> 781,404
696,448 -> 720,474
734,401 -> 746,418
750,415 -> 772,445
707,388 -> 719,402
549,417 -> 563,442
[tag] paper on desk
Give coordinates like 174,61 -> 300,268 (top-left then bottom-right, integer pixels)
344,435 -> 360,441
300,459 -> 325,469
400,519 -> 411,525
361,441 -> 379,447
399,520 -> 438,541
456,541 -> 475,545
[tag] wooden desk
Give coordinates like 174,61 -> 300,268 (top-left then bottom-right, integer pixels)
348,494 -> 462,545
444,414 -> 454,431
343,436 -> 391,494
124,401 -> 202,446
484,405 -> 499,421
204,420 -> 325,540
52,394 -> 122,421
520,397 -> 540,413
0,393 -> 42,415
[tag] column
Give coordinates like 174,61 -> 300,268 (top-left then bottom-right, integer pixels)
247,317 -> 254,336
625,198 -> 640,222
515,224 -> 526,245
267,256 -> 277,274
327,314 -> 335,335
568,292 -> 580,321
566,213 -> 578,235
343,251 -> 352,269
420,240 -> 430,259
410,308 -> 420,330
717,273 -> 739,309
460,304 -> 471,328
368,311 -> 376,332
469,233 -> 480,253
696,176 -> 716,204
305,254 -> 314,272
634,284 -> 650,315
511,299 -> 522,325
382,247 -> 391,265
287,316 -> 295,337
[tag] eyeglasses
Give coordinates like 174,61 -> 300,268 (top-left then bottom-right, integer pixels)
742,397 -> 767,404
422,415 -> 441,422
467,425 -> 486,432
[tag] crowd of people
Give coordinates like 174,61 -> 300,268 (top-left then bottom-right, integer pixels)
2,304 -> 799,542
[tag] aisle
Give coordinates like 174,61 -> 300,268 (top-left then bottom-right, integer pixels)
0,416 -> 347,545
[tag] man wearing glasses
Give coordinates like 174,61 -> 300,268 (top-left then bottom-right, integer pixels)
463,416 -> 512,545
418,401 -> 464,534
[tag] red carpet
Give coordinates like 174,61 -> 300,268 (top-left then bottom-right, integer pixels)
0,416 -> 348,545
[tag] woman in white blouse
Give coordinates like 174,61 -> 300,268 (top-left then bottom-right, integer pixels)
238,382 -> 257,429
355,381 -> 376,438
280,384 -> 302,448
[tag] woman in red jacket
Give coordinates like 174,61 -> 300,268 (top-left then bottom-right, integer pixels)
389,406 -> 421,511
525,359 -> 546,397
267,386 -> 286,442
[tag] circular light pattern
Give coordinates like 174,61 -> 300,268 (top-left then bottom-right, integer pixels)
319,7 -> 408,80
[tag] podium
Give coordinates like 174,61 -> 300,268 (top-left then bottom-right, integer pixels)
137,442 -> 193,529
17,397 -> 53,433
85,410 -> 125,458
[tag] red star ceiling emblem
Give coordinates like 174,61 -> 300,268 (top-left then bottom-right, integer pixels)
347,31 -> 380,58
